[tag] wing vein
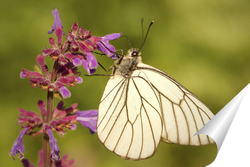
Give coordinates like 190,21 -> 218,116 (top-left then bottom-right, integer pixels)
113,121 -> 129,152
179,99 -> 191,144
172,102 -> 179,143
98,79 -> 127,128
184,95 -> 202,144
104,104 -> 126,143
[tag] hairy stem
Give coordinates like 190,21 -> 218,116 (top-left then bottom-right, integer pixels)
43,60 -> 59,167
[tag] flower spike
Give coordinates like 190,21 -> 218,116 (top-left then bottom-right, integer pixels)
13,7 -> 122,165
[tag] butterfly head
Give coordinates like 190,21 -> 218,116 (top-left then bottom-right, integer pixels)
113,48 -> 142,77
127,48 -> 141,58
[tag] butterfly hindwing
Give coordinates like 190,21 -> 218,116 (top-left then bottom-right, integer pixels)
136,63 -> 214,145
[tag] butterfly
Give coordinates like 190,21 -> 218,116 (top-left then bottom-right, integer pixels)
97,21 -> 214,160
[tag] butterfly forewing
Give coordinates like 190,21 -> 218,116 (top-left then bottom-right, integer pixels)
98,72 -> 162,159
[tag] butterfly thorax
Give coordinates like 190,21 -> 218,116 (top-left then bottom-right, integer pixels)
114,48 -> 142,77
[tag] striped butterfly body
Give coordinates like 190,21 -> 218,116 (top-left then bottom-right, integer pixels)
97,48 -> 214,160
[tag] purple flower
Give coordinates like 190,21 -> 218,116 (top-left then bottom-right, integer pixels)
76,110 -> 98,134
44,20 -> 102,74
48,8 -> 65,35
9,128 -> 28,160
47,128 -> 60,161
68,22 -> 102,55
17,101 -> 79,137
21,55 -> 82,99
50,101 -> 78,136
75,77 -> 83,84
44,9 -> 121,74
97,33 -> 121,60
72,57 -> 82,67
18,106 -> 43,135
59,86 -> 71,99
81,52 -> 98,75
44,21 -> 102,65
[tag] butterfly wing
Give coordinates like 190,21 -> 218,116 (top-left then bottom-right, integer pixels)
136,63 -> 214,145
98,62 -> 214,160
97,74 -> 162,160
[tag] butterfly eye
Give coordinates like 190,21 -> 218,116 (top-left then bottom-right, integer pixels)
131,51 -> 138,57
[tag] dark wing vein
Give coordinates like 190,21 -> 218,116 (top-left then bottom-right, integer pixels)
113,121 -> 129,152
185,95 -> 212,143
100,80 -> 127,133
100,78 -> 126,103
171,102 -> 179,143
137,66 -> 214,145
183,96 -> 202,144
150,78 -> 208,144
131,77 -> 158,150
137,66 -> 211,110
139,104 -> 144,159
104,104 -> 126,144
98,78 -> 126,128
132,76 -> 162,117
179,100 -> 191,144
185,94 -> 213,120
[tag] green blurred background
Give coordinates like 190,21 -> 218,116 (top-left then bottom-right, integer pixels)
1,0 -> 250,166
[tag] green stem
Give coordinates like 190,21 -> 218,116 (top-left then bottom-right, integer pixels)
43,60 -> 59,167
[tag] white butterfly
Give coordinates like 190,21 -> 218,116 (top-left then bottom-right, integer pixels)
97,48 -> 214,160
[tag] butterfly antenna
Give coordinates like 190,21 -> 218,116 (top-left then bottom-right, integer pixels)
138,19 -> 154,52
140,18 -> 145,48
122,35 -> 132,49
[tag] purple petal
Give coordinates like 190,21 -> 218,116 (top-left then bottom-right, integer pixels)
97,45 -> 117,59
18,108 -> 41,118
82,59 -> 91,75
77,110 -> 98,117
77,117 -> 97,134
48,8 -> 65,35
20,71 -> 25,79
9,128 -> 28,160
102,33 -> 121,41
86,52 -> 98,69
20,69 -> 45,79
37,100 -> 46,117
97,33 -> 121,59
72,58 -> 82,66
55,26 -> 63,46
97,42 -> 116,59
71,124 -> 77,131
82,56 -> 97,75
89,68 -> 96,74
59,86 -> 71,99
47,128 -> 60,161
36,55 -> 48,74
76,110 -> 98,134
75,77 -> 83,84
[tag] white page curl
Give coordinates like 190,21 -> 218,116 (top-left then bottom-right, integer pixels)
195,83 -> 250,166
